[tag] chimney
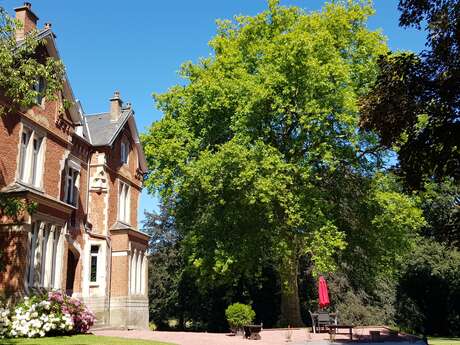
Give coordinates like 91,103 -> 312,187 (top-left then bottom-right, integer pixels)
44,22 -> 52,30
110,91 -> 123,122
14,2 -> 39,41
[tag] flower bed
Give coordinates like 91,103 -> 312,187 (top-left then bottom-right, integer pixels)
0,291 -> 95,339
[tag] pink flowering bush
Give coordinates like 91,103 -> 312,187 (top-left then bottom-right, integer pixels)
48,291 -> 96,334
0,291 -> 95,338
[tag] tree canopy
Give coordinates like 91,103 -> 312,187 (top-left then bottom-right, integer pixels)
360,0 -> 460,189
142,0 -> 425,326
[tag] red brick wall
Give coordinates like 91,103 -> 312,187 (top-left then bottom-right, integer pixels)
0,111 -> 21,188
0,228 -> 28,294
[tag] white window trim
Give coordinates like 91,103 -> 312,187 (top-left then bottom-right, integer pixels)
17,123 -> 46,190
63,158 -> 81,207
26,220 -> 64,290
89,244 -> 101,285
118,181 -> 130,224
121,139 -> 130,165
34,77 -> 46,107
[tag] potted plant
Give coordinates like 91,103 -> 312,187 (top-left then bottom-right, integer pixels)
225,303 -> 255,336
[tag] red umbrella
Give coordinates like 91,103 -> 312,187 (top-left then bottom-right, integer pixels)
318,276 -> 330,309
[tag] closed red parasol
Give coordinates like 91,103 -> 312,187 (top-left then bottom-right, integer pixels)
318,275 -> 330,309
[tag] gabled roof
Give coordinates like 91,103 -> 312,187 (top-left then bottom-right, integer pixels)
17,28 -> 83,125
17,27 -> 148,173
84,110 -> 148,173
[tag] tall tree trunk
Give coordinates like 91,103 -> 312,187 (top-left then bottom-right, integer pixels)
278,251 -> 304,327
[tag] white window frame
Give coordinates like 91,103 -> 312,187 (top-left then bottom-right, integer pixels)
26,221 -> 63,290
121,139 -> 129,165
118,181 -> 130,224
17,125 -> 45,189
63,159 -> 80,206
34,77 -> 46,106
89,245 -> 100,284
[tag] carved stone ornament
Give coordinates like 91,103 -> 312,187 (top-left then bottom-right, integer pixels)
90,152 -> 108,192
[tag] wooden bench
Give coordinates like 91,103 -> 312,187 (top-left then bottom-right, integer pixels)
328,325 -> 354,340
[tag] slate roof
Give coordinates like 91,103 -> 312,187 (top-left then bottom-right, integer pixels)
83,108 -> 148,173
84,109 -> 131,146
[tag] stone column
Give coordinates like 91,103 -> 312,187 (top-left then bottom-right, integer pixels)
27,222 -> 38,288
44,225 -> 55,288
53,227 -> 64,289
33,221 -> 45,286
142,253 -> 148,296
136,251 -> 142,294
130,249 -> 137,295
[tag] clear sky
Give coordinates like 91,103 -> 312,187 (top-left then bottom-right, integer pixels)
3,0 -> 426,226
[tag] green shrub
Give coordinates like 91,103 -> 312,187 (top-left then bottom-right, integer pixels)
225,303 -> 255,328
149,322 -> 157,331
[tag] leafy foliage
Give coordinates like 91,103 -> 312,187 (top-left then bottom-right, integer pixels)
0,6 -> 64,115
142,0 -> 427,325
0,6 -> 64,218
418,179 -> 460,247
144,205 -> 281,330
0,194 -> 37,220
225,303 -> 255,329
360,0 -> 460,189
397,240 -> 460,336
144,204 -> 183,329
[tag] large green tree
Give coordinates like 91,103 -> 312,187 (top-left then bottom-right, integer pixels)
143,0 -> 424,325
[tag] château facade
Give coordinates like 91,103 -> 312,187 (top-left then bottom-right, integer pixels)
0,3 -> 149,329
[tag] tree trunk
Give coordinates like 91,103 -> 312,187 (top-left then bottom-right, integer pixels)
278,252 -> 304,327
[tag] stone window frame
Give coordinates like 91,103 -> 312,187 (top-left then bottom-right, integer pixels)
33,76 -> 46,107
25,216 -> 65,291
129,247 -> 147,296
17,121 -> 46,190
118,180 -> 130,224
120,138 -> 130,165
89,244 -> 100,284
63,158 -> 81,207
87,240 -> 105,289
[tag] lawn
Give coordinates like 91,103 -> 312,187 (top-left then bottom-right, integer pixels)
2,335 -> 176,345
429,338 -> 460,345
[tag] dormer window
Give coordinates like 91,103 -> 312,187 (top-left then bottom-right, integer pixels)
121,139 -> 129,165
34,77 -> 46,105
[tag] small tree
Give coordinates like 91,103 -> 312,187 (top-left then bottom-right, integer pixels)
225,303 -> 255,332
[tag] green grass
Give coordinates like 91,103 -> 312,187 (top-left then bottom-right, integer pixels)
429,337 -> 460,345
1,334 -> 176,345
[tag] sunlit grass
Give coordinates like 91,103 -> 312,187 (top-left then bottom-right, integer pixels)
429,337 -> 460,345
2,334 -> 176,345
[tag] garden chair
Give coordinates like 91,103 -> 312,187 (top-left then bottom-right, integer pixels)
317,311 -> 333,333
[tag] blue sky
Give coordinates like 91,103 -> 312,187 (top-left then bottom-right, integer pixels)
3,0 -> 426,225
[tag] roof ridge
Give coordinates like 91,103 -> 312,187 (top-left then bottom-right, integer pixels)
85,112 -> 109,117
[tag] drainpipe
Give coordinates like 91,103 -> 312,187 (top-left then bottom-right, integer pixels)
106,233 -> 112,326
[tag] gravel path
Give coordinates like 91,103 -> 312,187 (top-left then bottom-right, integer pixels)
94,328 -> 424,345
94,329 -> 322,345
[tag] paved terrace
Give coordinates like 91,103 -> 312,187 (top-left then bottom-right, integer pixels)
94,326 -> 423,345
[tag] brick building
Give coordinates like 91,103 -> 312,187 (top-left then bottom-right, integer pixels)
0,3 -> 149,329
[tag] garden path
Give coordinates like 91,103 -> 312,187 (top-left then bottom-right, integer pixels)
94,327 -> 425,345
